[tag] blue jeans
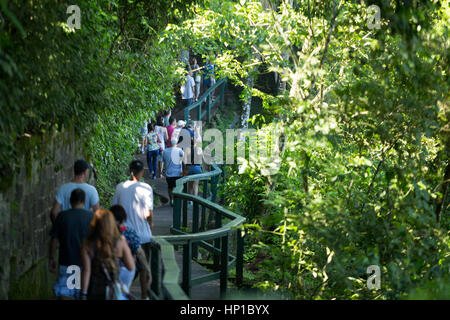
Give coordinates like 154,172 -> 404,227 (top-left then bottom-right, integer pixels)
53,265 -> 80,299
184,98 -> 193,108
147,149 -> 159,177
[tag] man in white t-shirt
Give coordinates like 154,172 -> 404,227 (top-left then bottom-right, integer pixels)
112,159 -> 153,299
182,69 -> 196,108
50,159 -> 100,224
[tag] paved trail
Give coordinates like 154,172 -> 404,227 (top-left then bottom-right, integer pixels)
130,154 -> 220,300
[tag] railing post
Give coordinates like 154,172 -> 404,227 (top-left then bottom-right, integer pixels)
182,184 -> 188,228
197,102 -> 202,121
236,228 -> 244,287
211,175 -> 218,203
150,242 -> 162,298
206,93 -> 211,123
173,197 -> 181,230
182,240 -> 192,297
220,165 -> 226,204
184,106 -> 190,121
192,201 -> 199,259
213,212 -> 222,271
220,233 -> 229,298
220,80 -> 226,108
201,180 -> 208,231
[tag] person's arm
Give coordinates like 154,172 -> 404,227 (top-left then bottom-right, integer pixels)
191,79 -> 196,99
90,188 -> 100,212
50,199 -> 62,224
146,210 -> 153,231
48,238 -> 58,273
80,245 -> 91,299
164,127 -> 169,141
91,202 -> 100,213
119,236 -> 135,271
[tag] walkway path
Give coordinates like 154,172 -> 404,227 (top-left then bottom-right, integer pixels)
130,153 -> 220,300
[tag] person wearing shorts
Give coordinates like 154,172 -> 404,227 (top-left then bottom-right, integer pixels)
112,160 -> 154,299
162,137 -> 184,206
49,189 -> 93,299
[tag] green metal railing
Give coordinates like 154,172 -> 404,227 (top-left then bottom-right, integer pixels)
184,78 -> 227,122
149,163 -> 245,299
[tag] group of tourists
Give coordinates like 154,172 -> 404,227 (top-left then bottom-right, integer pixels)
144,112 -> 203,206
49,56 -> 210,300
49,159 -> 154,300
181,57 -> 216,108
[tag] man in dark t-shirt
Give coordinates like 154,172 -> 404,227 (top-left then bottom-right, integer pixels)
49,188 -> 93,299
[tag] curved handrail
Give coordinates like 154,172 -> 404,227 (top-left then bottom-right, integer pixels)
153,163 -> 246,243
151,163 -> 246,299
184,78 -> 227,121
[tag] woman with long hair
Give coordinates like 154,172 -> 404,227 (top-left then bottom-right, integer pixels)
80,209 -> 135,300
155,116 -> 169,178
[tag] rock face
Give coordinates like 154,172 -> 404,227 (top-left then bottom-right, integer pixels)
0,129 -> 87,299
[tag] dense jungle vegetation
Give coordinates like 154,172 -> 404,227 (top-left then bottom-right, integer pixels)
1,0 -> 448,299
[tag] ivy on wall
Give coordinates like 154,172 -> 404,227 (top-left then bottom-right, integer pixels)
0,0 -> 196,202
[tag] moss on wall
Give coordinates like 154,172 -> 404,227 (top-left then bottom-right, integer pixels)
9,257 -> 54,300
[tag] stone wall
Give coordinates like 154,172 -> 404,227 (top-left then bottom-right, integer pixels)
0,129 -> 87,299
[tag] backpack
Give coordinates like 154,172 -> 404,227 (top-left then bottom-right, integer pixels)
102,263 -> 136,300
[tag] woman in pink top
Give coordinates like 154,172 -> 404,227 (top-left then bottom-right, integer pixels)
166,117 -> 176,148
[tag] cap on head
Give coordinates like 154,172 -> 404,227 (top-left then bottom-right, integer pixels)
177,120 -> 186,127
74,160 -> 91,176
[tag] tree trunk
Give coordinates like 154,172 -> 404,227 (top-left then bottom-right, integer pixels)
241,66 -> 256,129
436,161 -> 450,223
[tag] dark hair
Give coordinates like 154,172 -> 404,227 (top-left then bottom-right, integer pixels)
169,117 -> 176,125
110,204 -> 127,224
156,115 -> 164,127
129,159 -> 144,177
177,135 -> 184,144
70,188 -> 86,207
74,159 -> 90,176
147,122 -> 154,132
163,110 -> 171,117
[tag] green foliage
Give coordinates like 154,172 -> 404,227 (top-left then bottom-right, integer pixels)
171,0 -> 450,299
0,0 -> 195,202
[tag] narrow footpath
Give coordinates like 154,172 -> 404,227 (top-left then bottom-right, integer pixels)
130,153 -> 221,300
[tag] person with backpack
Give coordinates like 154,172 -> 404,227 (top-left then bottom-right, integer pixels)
181,68 -> 196,108
146,122 -> 161,180
80,209 -> 135,300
